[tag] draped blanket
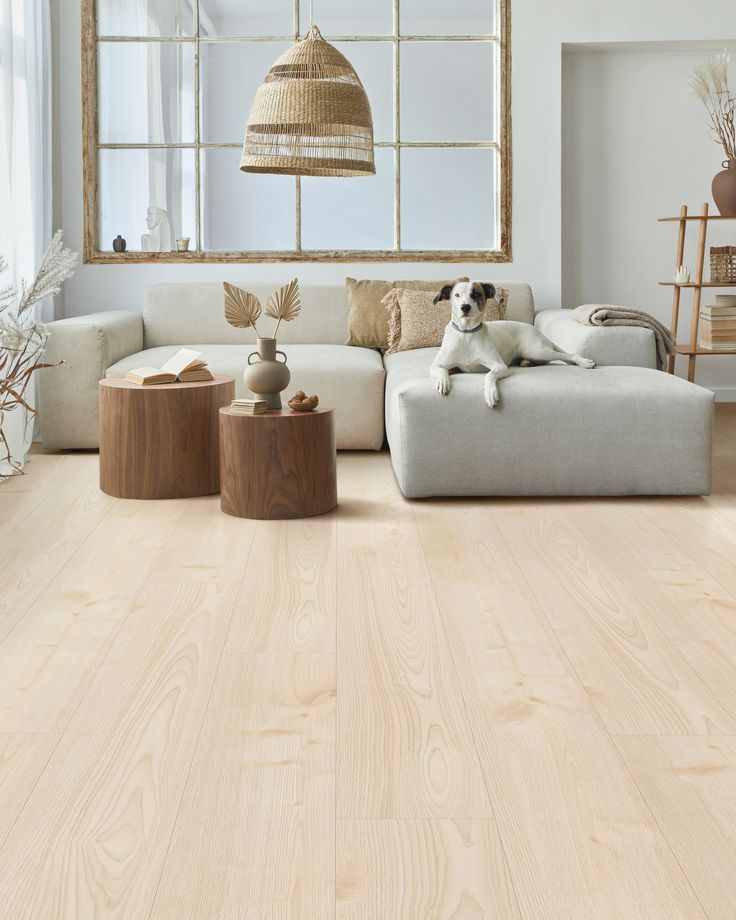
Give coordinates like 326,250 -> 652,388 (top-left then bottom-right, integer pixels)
571,304 -> 675,371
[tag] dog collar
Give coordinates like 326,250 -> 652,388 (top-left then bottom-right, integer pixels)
451,321 -> 484,334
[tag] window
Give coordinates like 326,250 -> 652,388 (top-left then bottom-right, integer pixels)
83,0 -> 510,262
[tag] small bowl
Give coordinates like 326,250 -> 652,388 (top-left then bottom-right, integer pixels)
288,391 -> 319,412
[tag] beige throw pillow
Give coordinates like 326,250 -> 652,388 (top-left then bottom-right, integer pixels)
345,277 -> 468,349
382,287 -> 509,355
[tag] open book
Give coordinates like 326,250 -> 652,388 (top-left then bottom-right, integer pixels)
124,349 -> 214,385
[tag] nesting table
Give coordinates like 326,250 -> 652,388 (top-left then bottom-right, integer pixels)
219,406 -> 337,519
99,375 -> 235,499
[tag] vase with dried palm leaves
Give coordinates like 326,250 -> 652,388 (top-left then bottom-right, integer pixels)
0,232 -> 78,481
691,51 -> 736,216
223,278 -> 301,409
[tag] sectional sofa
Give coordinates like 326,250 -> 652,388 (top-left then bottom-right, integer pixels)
38,282 -> 714,496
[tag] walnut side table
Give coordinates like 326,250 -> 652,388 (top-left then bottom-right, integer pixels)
219,406 -> 337,519
99,375 -> 235,499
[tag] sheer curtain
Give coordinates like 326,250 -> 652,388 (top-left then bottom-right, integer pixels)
0,0 -> 52,321
0,0 -> 51,476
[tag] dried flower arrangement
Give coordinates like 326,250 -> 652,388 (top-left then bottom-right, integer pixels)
223,278 -> 301,337
0,231 -> 78,479
691,51 -> 736,160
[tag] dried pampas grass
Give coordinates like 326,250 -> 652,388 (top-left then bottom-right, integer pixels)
691,51 -> 736,160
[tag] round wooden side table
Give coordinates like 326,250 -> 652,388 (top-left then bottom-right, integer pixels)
219,406 -> 337,519
99,375 -> 235,499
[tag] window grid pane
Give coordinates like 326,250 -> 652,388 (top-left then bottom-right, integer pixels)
90,0 -> 507,258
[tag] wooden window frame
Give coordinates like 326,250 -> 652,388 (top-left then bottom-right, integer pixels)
82,0 -> 511,263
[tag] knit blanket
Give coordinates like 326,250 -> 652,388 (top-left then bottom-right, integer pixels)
571,304 -> 675,371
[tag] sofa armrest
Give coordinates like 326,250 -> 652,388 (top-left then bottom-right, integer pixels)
535,309 -> 657,369
37,311 -> 143,449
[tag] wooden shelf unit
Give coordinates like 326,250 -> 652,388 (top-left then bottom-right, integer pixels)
662,203 -> 736,381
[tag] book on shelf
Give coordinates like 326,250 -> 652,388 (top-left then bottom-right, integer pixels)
699,342 -> 736,350
228,398 -> 268,415
715,294 -> 736,306
701,306 -> 736,318
124,349 -> 214,385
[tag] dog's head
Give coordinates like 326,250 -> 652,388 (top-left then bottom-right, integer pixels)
433,281 -> 496,329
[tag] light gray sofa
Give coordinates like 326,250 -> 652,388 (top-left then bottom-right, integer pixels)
38,281 -> 715,497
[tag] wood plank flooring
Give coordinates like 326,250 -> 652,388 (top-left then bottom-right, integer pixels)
0,405 -> 735,918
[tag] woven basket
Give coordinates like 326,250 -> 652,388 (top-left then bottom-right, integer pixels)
710,246 -> 736,283
241,25 -> 375,178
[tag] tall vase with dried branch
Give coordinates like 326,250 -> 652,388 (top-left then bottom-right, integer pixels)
0,232 -> 78,480
223,279 -> 301,409
691,51 -> 736,216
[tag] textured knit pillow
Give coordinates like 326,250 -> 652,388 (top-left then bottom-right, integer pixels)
345,277 -> 468,349
382,287 -> 508,355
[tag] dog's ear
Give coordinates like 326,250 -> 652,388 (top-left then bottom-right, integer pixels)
481,282 -> 496,301
433,284 -> 454,305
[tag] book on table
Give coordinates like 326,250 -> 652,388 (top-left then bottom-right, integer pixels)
124,349 -> 214,385
229,398 -> 268,415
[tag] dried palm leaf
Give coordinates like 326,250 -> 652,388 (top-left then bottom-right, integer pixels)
265,278 -> 301,336
223,282 -> 262,331
265,278 -> 301,322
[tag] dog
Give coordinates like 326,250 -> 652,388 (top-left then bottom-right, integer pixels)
429,281 -> 596,408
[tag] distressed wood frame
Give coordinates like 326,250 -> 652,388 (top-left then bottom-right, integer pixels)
82,0 -> 511,263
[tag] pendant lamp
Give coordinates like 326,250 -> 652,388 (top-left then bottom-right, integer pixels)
240,24 -> 375,178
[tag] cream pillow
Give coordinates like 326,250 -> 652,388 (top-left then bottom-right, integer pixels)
382,287 -> 508,355
345,277 -> 468,349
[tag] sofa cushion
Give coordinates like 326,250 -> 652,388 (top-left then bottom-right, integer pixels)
384,349 -> 713,497
107,343 -> 386,450
345,277 -> 468,349
143,283 -> 351,348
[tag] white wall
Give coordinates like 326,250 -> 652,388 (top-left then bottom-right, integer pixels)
563,44 -> 736,396
56,0 -> 736,367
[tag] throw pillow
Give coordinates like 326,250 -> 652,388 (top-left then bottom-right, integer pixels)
382,287 -> 509,355
345,277 -> 468,349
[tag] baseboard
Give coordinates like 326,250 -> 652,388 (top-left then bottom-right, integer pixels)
712,386 -> 736,403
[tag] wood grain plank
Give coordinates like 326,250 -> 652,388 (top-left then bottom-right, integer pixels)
0,582 -> 238,919
0,499 -> 186,732
0,733 -> 59,846
493,503 -> 735,735
559,500 -> 736,641
146,496 -> 256,585
414,500 -> 708,920
615,735 -> 736,920
337,819 -> 522,919
227,517 -> 336,653
672,641 -> 736,716
336,455 -> 490,819
0,456 -> 116,643
150,653 -> 335,920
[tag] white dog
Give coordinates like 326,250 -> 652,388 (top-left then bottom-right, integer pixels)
430,281 -> 596,408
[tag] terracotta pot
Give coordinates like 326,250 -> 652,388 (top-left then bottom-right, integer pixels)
244,337 -> 290,410
712,159 -> 736,217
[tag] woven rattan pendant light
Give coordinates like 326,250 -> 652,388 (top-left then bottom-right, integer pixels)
241,22 -> 375,178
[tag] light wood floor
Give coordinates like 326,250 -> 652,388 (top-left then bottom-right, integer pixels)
1,408 -> 736,918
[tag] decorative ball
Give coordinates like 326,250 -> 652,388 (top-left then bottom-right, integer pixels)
288,390 -> 319,411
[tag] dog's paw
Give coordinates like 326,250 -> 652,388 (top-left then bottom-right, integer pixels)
484,386 -> 500,408
577,356 -> 596,369
434,373 -> 450,395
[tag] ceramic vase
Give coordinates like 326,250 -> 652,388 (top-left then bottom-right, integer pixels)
244,337 -> 290,409
712,159 -> 736,217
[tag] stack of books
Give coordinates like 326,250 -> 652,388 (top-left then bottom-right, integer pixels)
229,398 -> 268,415
700,295 -> 736,350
